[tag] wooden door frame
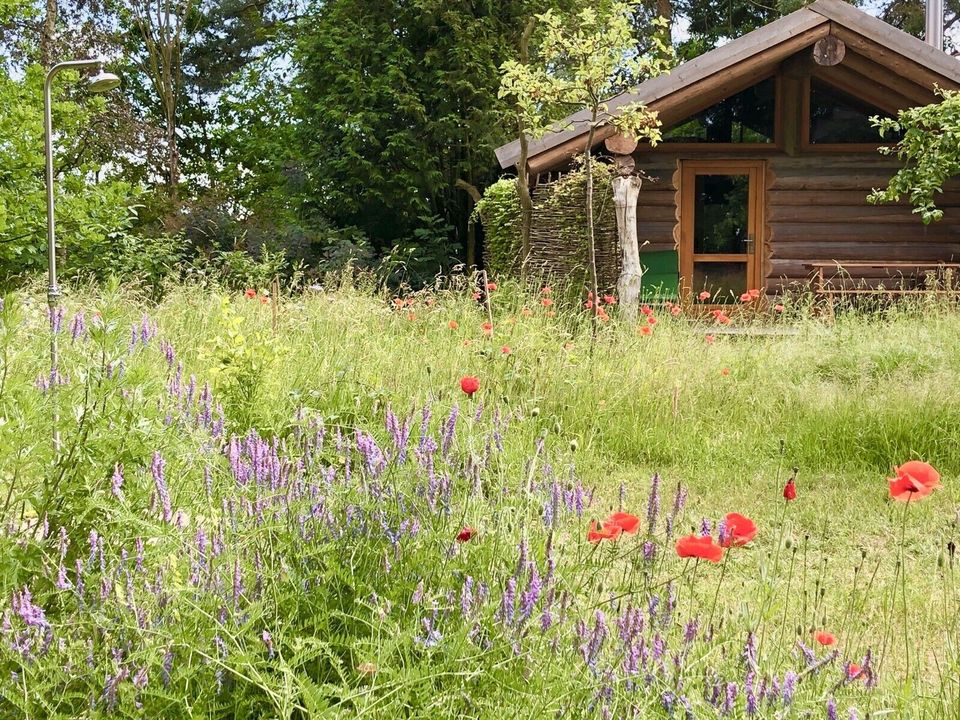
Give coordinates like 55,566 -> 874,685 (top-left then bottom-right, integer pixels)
679,159 -> 766,298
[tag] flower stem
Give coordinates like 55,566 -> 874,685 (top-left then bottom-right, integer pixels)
707,550 -> 730,632
900,497 -> 911,684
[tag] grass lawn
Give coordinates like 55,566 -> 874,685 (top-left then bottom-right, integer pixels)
1,278 -> 958,718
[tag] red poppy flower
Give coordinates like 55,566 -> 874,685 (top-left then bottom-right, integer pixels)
392,298 -> 404,308
814,630 -> 836,647
460,376 -> 480,396
596,306 -> 609,321
748,288 -> 761,298
698,290 -> 711,301
259,295 -> 269,305
705,334 -> 715,345
448,320 -> 459,330
639,325 -> 652,336
740,292 -> 753,302
783,478 -> 797,501
481,322 -> 493,336
472,292 -> 481,301
588,520 -> 622,544
501,345 -> 511,355
584,300 -> 594,309
671,306 -> 682,316
605,512 -> 640,534
456,526 -> 476,543
721,512 -> 757,547
640,305 -> 652,316
542,286 -> 552,295
541,298 -> 554,307
647,316 -> 657,325
675,535 -> 724,563
888,460 -> 941,502
244,288 -> 257,299
603,294 -> 617,305
774,304 -> 785,313
521,308 -> 533,317
847,662 -> 862,679
407,312 -> 416,321
721,368 -> 730,376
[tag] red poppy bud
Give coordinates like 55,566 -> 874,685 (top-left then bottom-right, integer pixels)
783,478 -> 797,501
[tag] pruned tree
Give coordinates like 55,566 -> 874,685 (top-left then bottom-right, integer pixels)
498,2 -> 673,318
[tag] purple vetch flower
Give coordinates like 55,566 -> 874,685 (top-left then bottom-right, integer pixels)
723,682 -> 738,716
69,312 -> 86,341
415,613 -> 443,648
683,618 -> 699,644
798,640 -> 816,667
151,451 -> 172,523
848,708 -> 859,720
55,563 -> 72,590
827,698 -> 837,720
441,405 -> 459,456
699,518 -> 712,536
743,631 -> 758,669
581,610 -> 608,668
646,473 -> 661,533
161,340 -> 176,368
132,666 -> 148,690
717,519 -> 730,547
162,648 -> 173,686
518,565 -> 542,623
540,608 -> 553,632
48,306 -> 64,334
232,559 -> 243,605
745,671 -> 757,715
262,631 -> 275,658
111,463 -> 124,501
461,576 -> 474,617
102,667 -> 129,710
12,587 -> 48,628
411,581 -> 424,605
643,540 -> 656,563
782,671 -> 798,705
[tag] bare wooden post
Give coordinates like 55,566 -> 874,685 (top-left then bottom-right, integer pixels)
607,134 -> 642,321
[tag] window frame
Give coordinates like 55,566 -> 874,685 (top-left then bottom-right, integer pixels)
800,75 -> 897,153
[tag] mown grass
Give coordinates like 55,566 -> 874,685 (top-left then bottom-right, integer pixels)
1,276 -> 959,717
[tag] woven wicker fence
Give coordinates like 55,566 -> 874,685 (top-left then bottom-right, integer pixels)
484,168 -> 621,289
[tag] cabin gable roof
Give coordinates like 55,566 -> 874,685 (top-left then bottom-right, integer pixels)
495,0 -> 960,171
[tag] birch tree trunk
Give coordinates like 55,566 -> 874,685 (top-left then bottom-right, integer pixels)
40,0 -> 57,67
614,173 -> 643,321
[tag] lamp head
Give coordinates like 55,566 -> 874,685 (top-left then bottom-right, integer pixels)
87,69 -> 121,93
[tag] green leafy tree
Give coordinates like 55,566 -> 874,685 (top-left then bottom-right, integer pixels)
498,1 -> 673,312
290,0 -> 583,264
0,65 -> 135,283
869,88 -> 960,224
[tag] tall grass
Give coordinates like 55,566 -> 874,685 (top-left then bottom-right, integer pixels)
0,276 -> 957,718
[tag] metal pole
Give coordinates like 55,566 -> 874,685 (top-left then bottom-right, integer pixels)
43,58 -> 103,457
926,0 -> 944,50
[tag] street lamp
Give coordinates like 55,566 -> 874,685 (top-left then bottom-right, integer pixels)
44,59 -> 121,455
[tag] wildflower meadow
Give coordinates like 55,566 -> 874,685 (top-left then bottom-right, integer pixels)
0,277 -> 958,719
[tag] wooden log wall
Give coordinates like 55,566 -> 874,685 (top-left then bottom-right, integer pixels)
631,152 -> 960,293
765,155 -> 960,291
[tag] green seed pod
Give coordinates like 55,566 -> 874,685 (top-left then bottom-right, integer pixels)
569,438 -> 579,452
784,538 -> 792,550
531,406 -> 540,417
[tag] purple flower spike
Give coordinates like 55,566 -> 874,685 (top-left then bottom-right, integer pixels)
111,463 -> 124,501
646,473 -> 661,534
151,451 -> 172,523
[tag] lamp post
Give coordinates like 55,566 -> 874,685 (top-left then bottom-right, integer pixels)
44,59 -> 121,455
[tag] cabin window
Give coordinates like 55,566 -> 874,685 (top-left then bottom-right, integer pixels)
808,78 -> 897,144
662,77 -> 776,144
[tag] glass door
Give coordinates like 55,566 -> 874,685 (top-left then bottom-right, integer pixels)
679,161 -> 764,303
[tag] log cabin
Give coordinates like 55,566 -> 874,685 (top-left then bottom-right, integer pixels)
494,0 -> 960,303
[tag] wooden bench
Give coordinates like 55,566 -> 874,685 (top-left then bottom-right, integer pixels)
807,261 -> 960,315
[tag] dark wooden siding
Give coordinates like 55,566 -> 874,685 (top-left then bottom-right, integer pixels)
765,155 -> 960,291
630,152 -> 960,295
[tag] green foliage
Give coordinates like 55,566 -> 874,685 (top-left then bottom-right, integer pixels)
869,88 -> 960,224
0,66 -> 137,283
1,283 -> 960,716
473,179 -> 522,277
499,1 -> 674,143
